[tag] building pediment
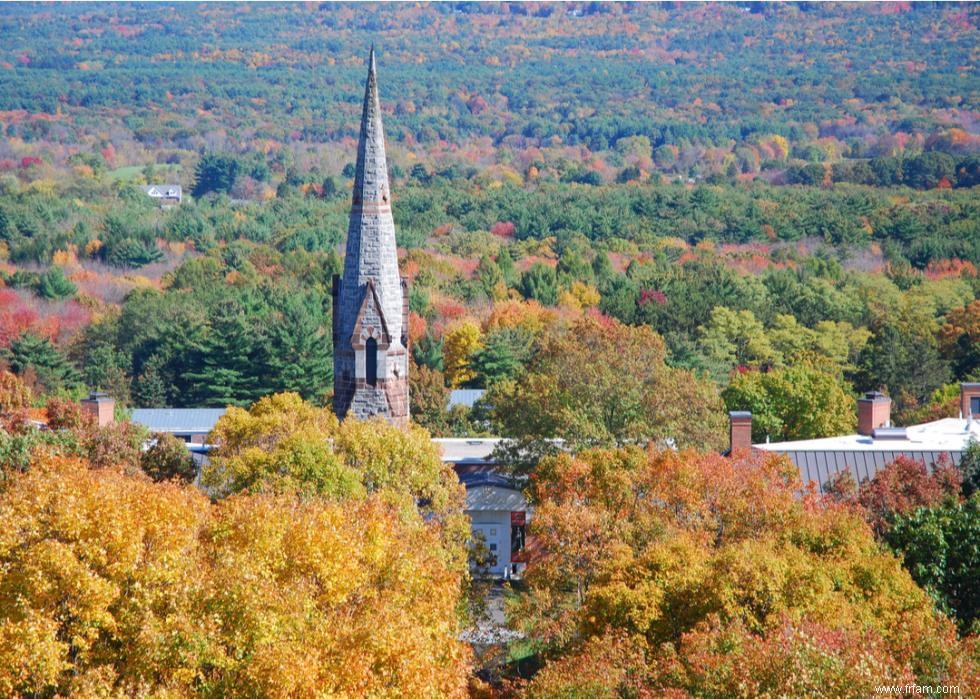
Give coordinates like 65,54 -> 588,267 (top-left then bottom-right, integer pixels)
351,279 -> 391,349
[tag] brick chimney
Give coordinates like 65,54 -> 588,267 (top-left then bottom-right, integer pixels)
857,391 -> 890,436
961,383 -> 980,419
81,392 -> 115,427
729,411 -> 753,456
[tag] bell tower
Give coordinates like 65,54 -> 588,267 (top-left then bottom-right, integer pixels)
332,47 -> 409,426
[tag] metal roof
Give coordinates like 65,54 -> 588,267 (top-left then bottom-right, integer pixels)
453,463 -> 529,513
465,485 -> 528,512
448,389 -> 485,409
456,469 -> 516,490
435,438 -> 501,464
756,417 -> 978,491
774,449 -> 962,492
131,408 -> 226,435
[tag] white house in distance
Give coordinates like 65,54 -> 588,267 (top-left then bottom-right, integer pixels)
141,184 -> 182,206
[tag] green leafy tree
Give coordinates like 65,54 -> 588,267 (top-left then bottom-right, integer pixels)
886,494 -> 980,634
698,306 -> 778,381
768,315 -> 870,374
723,359 -> 856,443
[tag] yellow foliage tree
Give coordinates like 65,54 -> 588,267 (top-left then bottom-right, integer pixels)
443,319 -> 483,388
557,281 -> 600,311
0,451 -> 471,696
0,370 -> 32,412
203,392 -> 469,571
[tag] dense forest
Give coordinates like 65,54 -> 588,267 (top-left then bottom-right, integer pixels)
0,2 -> 977,431
0,3 -> 979,694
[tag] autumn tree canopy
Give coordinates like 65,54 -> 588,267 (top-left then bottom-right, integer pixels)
202,392 -> 470,570
0,444 -> 471,696
486,314 -> 727,471
513,447 -> 978,697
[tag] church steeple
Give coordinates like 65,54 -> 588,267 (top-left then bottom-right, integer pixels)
332,48 -> 409,426
351,45 -> 390,209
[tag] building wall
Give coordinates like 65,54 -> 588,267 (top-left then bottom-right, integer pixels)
468,510 -> 513,576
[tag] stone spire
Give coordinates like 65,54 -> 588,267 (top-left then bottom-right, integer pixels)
332,47 -> 409,426
351,46 -> 391,217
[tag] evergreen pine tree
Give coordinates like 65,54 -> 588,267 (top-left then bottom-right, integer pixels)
36,267 -> 77,300
470,327 -> 532,386
192,153 -> 240,198
476,254 -> 504,300
5,333 -> 82,393
180,302 -> 264,407
264,292 -> 332,404
496,248 -> 517,286
132,354 -> 169,408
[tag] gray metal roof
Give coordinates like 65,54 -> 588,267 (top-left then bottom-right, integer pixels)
448,389 -> 485,409
779,449 -> 962,492
465,485 -> 528,512
131,408 -> 226,434
435,438 -> 501,464
756,417 -> 979,491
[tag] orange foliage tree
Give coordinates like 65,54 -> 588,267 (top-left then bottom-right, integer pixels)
939,299 -> 980,378
827,455 -> 961,537
514,447 -> 978,696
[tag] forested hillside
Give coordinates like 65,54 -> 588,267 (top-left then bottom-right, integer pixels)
0,1 -> 977,431
1,3 -> 979,696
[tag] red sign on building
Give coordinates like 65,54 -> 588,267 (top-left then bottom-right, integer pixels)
511,511 -> 526,526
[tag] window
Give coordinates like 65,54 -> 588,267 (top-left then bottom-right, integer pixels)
365,337 -> 378,386
972,396 -> 980,416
